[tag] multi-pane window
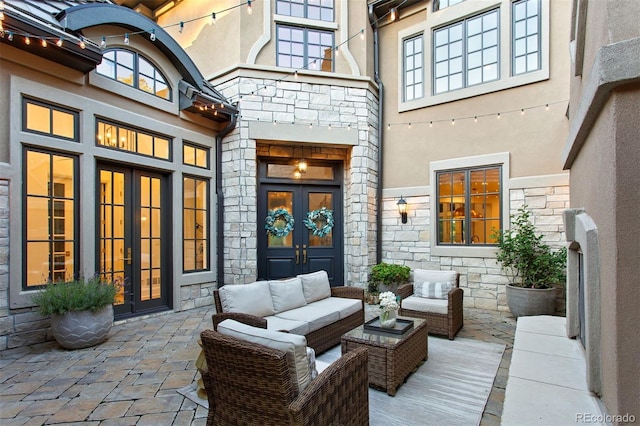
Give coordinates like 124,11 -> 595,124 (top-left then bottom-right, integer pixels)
23,99 -> 78,141
433,0 -> 465,12
277,25 -> 334,71
183,176 -> 208,272
24,149 -> 77,287
512,0 -> 541,75
403,35 -> 424,101
433,9 -> 499,94
97,119 -> 171,160
183,143 -> 209,169
437,166 -> 501,246
96,49 -> 171,100
276,0 -> 334,21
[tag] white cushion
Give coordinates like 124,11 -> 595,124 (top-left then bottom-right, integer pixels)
418,282 -> 452,299
268,277 -> 307,313
307,297 -> 361,319
218,281 -> 275,317
217,319 -> 311,392
298,270 -> 332,303
413,270 -> 457,296
264,315 -> 310,335
275,305 -> 340,333
401,295 -> 448,315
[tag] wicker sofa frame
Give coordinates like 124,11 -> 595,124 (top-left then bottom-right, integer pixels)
213,286 -> 365,354
397,273 -> 464,340
200,319 -> 369,426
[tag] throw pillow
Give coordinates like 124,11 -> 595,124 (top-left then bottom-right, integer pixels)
269,277 -> 307,313
218,281 -> 275,317
217,319 -> 312,393
298,270 -> 332,303
420,281 -> 452,299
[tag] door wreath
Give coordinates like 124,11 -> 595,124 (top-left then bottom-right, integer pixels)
303,207 -> 335,237
265,208 -> 295,238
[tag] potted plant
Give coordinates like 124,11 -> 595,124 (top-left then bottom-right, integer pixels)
31,276 -> 119,349
493,205 -> 567,318
368,262 -> 411,295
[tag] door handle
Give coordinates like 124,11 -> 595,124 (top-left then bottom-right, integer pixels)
295,245 -> 300,265
303,245 -> 307,264
124,247 -> 132,265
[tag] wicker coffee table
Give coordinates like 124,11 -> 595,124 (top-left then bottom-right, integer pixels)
341,317 -> 428,396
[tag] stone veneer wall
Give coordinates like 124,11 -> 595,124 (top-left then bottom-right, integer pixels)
214,76 -> 379,288
381,184 -> 570,312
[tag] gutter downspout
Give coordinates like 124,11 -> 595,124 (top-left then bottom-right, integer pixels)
369,4 -> 384,264
215,112 -> 238,287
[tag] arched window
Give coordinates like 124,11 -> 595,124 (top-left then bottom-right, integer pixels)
96,49 -> 171,100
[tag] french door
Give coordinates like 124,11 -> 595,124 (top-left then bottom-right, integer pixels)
258,185 -> 343,285
97,165 -> 171,319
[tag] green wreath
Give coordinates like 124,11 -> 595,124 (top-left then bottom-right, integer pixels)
303,207 -> 334,237
265,208 -> 295,238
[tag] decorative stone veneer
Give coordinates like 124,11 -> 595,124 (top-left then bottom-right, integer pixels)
215,76 -> 379,288
381,185 -> 570,312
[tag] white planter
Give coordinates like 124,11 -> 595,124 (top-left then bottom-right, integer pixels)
50,304 -> 114,349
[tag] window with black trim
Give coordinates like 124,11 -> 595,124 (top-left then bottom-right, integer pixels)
437,166 -> 501,245
403,34 -> 424,101
96,49 -> 171,100
183,176 -> 209,272
183,143 -> 209,169
24,148 -> 78,287
512,0 -> 541,75
96,119 -> 171,160
276,0 -> 334,21
23,99 -> 78,141
433,9 -> 499,94
277,25 -> 334,71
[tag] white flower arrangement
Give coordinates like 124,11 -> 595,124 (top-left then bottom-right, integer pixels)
379,291 -> 399,311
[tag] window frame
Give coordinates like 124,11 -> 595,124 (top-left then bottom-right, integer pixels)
22,147 -> 79,289
403,34 -> 425,102
22,98 -> 79,142
96,118 -> 172,161
433,0 -> 465,12
96,49 -> 172,101
183,142 -> 210,169
276,0 -> 335,22
512,0 -> 542,76
276,24 -> 335,72
182,175 -> 210,273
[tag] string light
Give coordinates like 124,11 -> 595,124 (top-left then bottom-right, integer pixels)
474,116 -> 478,123
497,113 -> 501,119
56,37 -> 63,47
451,119 -> 455,126
546,104 -> 549,111
41,38 -> 47,47
7,31 -> 12,41
124,33 -> 129,45
211,12 -> 216,24
390,7 -> 397,21
521,108 -> 525,115
101,36 -> 106,48
24,34 -> 30,45
179,21 -> 184,33
247,0 -> 252,14
360,29 -> 365,40
149,29 -> 156,41
79,37 -> 85,49
408,122 -> 412,129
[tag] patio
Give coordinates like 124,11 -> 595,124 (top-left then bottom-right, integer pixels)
0,305 -> 515,425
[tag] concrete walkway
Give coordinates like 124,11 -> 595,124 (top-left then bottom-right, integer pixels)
0,306 -> 516,425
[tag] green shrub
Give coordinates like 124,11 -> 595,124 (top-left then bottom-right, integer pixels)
492,205 -> 567,289
31,276 -> 119,316
368,262 -> 411,293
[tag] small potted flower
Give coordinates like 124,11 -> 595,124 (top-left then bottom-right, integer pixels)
378,291 -> 399,328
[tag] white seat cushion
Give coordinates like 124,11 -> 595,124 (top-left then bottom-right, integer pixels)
218,281 -> 275,317
268,277 -> 307,313
217,319 -> 311,392
275,305 -> 340,333
401,295 -> 448,315
264,315 -> 310,335
414,270 -> 457,298
307,297 -> 361,319
298,270 -> 332,303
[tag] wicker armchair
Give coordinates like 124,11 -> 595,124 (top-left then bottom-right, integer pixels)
398,270 -> 464,340
199,319 -> 369,426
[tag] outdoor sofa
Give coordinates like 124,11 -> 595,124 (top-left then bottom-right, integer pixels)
213,270 -> 365,354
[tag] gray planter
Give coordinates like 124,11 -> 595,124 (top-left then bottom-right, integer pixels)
506,284 -> 557,318
50,304 -> 114,349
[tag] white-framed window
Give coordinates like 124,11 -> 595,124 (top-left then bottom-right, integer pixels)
433,8 -> 499,94
276,0 -> 334,22
512,0 -> 541,75
277,25 -> 334,71
403,34 -> 424,101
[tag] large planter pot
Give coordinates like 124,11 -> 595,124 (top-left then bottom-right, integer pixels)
50,304 -> 114,349
506,284 -> 557,318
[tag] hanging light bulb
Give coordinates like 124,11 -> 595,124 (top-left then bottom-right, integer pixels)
294,70 -> 298,79
179,21 -> 184,33
24,34 -> 30,45
56,37 -> 63,47
390,7 -> 397,21
41,38 -> 47,47
334,45 -> 339,56
79,37 -> 85,49
360,29 -> 365,40
387,123 -> 390,130
7,31 -> 13,41
100,36 -> 106,48
451,118 -> 455,126
408,122 -> 412,129
124,33 -> 129,45
545,104 -> 549,111
429,121 -> 433,128
211,12 -> 216,24
149,29 -> 156,41
474,116 -> 478,123
497,113 -> 501,119
247,0 -> 252,15
521,108 -> 525,115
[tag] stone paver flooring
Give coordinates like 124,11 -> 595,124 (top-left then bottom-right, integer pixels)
1,305 -> 515,425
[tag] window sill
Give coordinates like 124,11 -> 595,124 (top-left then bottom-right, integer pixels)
274,14 -> 338,30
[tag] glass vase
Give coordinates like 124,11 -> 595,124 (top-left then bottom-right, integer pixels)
379,307 -> 398,328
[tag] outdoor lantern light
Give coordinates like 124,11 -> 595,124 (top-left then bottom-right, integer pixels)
298,159 -> 307,174
397,196 -> 408,224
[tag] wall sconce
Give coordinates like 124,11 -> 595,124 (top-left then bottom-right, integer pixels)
397,196 -> 408,224
293,159 -> 307,179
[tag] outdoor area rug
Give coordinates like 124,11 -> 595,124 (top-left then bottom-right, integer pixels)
178,336 -> 505,426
